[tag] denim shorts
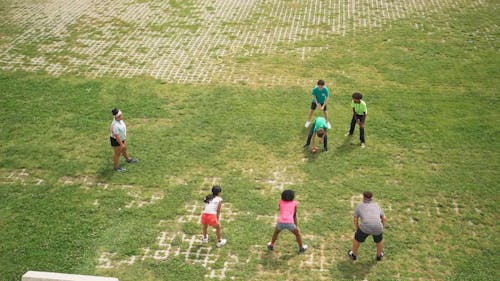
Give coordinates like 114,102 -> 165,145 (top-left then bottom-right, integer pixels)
276,223 -> 297,231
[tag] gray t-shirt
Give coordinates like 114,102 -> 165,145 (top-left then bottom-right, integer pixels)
354,201 -> 384,235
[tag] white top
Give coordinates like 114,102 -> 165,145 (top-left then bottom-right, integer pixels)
110,119 -> 126,140
203,196 -> 223,214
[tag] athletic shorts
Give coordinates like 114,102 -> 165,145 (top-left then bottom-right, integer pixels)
110,137 -> 125,147
276,223 -> 297,232
201,213 -> 219,226
354,228 -> 383,243
353,114 -> 365,122
311,102 -> 327,111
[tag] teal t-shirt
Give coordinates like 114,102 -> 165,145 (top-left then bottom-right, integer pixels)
313,117 -> 328,133
352,100 -> 367,115
311,86 -> 329,104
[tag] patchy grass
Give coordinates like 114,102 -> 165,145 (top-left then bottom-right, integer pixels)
0,1 -> 499,281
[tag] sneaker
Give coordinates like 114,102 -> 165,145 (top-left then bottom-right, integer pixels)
376,252 -> 384,261
202,236 -> 208,244
323,147 -> 328,152
305,121 -> 311,128
344,132 -> 352,137
216,239 -> 227,248
126,158 -> 138,163
327,122 -> 332,129
303,144 -> 309,149
348,250 -> 357,260
299,245 -> 308,253
267,242 -> 274,251
113,166 -> 126,172
360,143 -> 366,148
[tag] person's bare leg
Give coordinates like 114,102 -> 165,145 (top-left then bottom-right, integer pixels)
270,228 -> 280,245
376,240 -> 383,256
113,147 -> 121,169
352,238 -> 360,256
292,228 -> 303,248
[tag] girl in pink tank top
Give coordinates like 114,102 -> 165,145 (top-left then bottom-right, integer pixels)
267,190 -> 308,253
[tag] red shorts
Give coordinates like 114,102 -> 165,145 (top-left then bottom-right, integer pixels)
201,213 -> 218,226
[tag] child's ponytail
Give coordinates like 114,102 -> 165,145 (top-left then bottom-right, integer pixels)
203,185 -> 222,203
204,194 -> 215,204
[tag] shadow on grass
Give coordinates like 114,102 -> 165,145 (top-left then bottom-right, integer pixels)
96,161 -> 115,182
335,259 -> 377,280
333,134 -> 359,155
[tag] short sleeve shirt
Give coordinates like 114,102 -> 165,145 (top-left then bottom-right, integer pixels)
110,119 -> 127,140
354,201 -> 384,235
311,86 -> 329,104
203,196 -> 223,215
352,100 -> 367,115
278,200 -> 297,224
313,117 -> 328,133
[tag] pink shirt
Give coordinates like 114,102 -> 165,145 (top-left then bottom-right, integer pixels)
278,200 -> 297,223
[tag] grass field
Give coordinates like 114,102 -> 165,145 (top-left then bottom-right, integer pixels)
0,1 -> 499,281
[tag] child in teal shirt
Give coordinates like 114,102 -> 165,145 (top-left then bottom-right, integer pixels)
303,116 -> 329,152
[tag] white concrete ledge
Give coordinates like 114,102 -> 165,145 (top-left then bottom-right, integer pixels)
22,271 -> 119,281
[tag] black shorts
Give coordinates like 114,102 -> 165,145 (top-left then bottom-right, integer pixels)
110,137 -> 125,147
311,102 -> 327,111
354,114 -> 365,122
354,228 -> 383,243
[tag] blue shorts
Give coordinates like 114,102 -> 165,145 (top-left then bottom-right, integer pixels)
276,223 -> 297,232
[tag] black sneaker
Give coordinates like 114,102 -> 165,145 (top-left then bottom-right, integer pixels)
299,245 -> 308,253
376,252 -> 384,261
114,166 -> 126,172
127,158 -> 138,163
348,250 -> 357,260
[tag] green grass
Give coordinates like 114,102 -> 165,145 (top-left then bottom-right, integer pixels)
0,2 -> 499,281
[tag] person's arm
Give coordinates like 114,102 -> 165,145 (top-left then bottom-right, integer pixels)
353,216 -> 359,231
322,96 -> 329,110
216,200 -> 222,221
380,215 -> 386,227
293,205 -> 298,225
113,133 -> 126,149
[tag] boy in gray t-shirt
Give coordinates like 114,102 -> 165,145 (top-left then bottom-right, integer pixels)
348,191 -> 386,261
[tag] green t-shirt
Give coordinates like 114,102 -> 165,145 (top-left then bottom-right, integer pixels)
313,117 -> 328,133
352,100 -> 367,115
311,86 -> 329,104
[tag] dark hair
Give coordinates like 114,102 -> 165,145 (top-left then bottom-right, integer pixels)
281,189 -> 295,201
204,185 -> 222,203
111,108 -> 119,115
317,128 -> 325,138
363,191 -> 373,200
317,80 -> 325,86
352,92 -> 363,100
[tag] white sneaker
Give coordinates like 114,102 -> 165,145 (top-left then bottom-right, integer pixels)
216,239 -> 227,247
305,121 -> 311,128
361,143 -> 366,148
344,132 -> 352,137
202,236 -> 208,243
327,122 -> 332,129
